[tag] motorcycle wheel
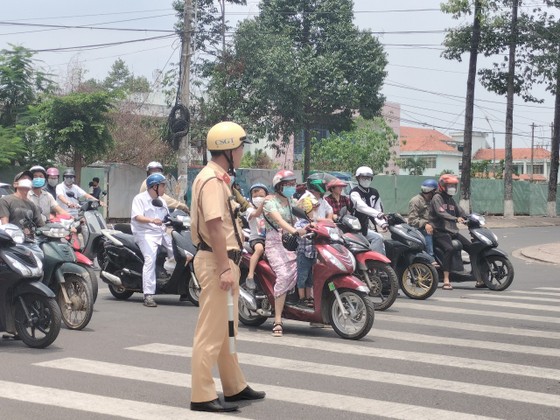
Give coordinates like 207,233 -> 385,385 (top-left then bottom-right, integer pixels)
364,261 -> 399,311
108,284 -> 134,300
57,274 -> 94,330
238,277 -> 267,327
80,264 -> 98,304
329,290 -> 374,340
399,262 -> 439,300
482,255 -> 514,291
186,274 -> 200,306
14,293 -> 61,348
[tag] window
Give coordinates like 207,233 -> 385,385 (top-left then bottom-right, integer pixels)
423,156 -> 437,169
530,164 -> 544,175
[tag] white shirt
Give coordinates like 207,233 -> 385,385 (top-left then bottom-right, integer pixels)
246,206 -> 266,241
56,182 -> 88,217
299,191 -> 333,219
28,189 -> 58,221
131,191 -> 169,241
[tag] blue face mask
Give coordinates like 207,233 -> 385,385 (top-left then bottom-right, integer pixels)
282,186 -> 296,198
32,178 -> 46,188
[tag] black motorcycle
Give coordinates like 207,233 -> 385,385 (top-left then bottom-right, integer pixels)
433,214 -> 514,290
384,214 -> 439,300
0,224 -> 61,348
99,205 -> 199,305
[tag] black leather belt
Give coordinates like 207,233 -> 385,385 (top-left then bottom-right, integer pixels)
197,241 -> 242,264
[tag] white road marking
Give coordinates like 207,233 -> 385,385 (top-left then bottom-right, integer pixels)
0,379 -> 239,420
510,290 -> 560,297
127,343 -> 560,409
459,293 -> 560,303
35,357 -> 499,420
432,297 -> 560,313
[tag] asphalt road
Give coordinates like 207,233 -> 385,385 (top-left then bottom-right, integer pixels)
1,225 -> 559,419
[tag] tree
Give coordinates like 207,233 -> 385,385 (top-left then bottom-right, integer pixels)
401,157 -> 428,176
471,160 -> 492,178
103,59 -> 150,93
309,117 -> 396,174
240,149 -> 277,169
29,91 -> 115,182
220,0 -> 387,178
0,126 -> 26,166
0,45 -> 54,127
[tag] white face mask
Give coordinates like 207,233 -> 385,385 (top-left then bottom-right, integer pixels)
17,179 -> 33,189
446,187 -> 457,196
358,178 -> 372,189
252,197 -> 265,207
48,178 -> 58,187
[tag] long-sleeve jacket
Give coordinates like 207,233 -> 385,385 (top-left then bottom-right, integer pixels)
407,193 -> 430,230
428,192 -> 467,235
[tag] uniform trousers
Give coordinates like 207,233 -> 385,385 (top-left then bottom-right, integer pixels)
191,250 -> 247,402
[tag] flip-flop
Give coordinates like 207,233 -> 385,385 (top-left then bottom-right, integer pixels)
442,284 -> 453,290
272,322 -> 283,337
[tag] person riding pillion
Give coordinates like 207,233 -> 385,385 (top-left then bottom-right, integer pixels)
189,121 -> 265,413
140,161 -> 190,214
349,166 -> 386,254
131,173 -> 174,308
56,169 -> 101,217
408,178 -> 438,258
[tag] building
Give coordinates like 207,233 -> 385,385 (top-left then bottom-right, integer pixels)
473,147 -> 551,181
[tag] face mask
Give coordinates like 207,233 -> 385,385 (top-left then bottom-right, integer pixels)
358,179 -> 372,189
447,187 -> 457,196
48,178 -> 58,187
282,186 -> 296,198
252,197 -> 265,207
64,177 -> 75,186
32,178 -> 46,188
17,179 -> 33,189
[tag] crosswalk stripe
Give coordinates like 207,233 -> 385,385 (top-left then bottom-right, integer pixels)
127,343 -> 560,409
510,290 -> 560,297
0,379 -> 239,420
375,314 -> 560,340
432,297 -> 560,313
35,357 -> 499,420
535,287 -> 560,291
236,331 -> 560,381
371,329 -> 560,357
399,302 -> 560,324
459,293 -> 560,303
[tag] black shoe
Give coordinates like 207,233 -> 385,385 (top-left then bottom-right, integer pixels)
190,399 -> 238,412
179,294 -> 189,302
224,386 -> 266,402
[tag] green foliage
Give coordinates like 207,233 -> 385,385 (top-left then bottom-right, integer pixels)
0,126 -> 26,166
400,157 -> 428,176
309,117 -> 396,174
29,91 -> 115,165
103,58 -> 150,93
471,159 -> 492,178
0,44 -> 54,127
240,148 -> 277,169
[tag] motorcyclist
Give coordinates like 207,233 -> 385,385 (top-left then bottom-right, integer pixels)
131,173 -> 174,307
56,169 -> 101,217
349,166 -> 386,254
428,174 -> 470,290
45,167 -> 59,199
325,178 -> 351,221
139,161 -> 190,214
408,179 -> 438,258
297,177 -> 333,221
28,165 -> 69,222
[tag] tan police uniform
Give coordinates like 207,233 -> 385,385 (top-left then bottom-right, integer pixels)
190,160 -> 247,403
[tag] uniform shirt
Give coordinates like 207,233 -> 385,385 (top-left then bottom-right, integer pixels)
130,191 -> 169,242
140,179 -> 187,211
28,189 -> 58,221
407,193 -> 431,230
428,192 -> 467,235
298,191 -> 333,219
56,183 -> 88,217
190,161 -> 242,251
0,194 -> 45,233
350,186 -> 384,235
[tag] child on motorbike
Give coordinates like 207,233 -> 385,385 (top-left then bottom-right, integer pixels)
295,196 -> 319,308
245,183 -> 268,291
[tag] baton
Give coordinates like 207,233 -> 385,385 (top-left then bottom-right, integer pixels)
227,290 -> 236,354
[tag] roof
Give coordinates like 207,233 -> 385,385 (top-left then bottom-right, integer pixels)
399,127 -> 456,152
474,148 -> 551,161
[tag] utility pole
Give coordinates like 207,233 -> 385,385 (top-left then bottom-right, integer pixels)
485,116 -> 496,177
177,0 -> 192,204
530,123 -> 535,183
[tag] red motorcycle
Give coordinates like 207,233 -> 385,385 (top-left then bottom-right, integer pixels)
238,215 -> 374,340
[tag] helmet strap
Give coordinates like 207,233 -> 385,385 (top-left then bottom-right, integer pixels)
224,150 -> 236,177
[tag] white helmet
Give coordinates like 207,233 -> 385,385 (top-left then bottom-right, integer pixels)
146,161 -> 163,174
355,166 -> 374,178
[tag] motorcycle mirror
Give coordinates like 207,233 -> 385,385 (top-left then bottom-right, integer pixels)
66,191 -> 76,198
101,191 -> 107,197
339,206 -> 347,217
292,206 -> 308,220
152,198 -> 164,208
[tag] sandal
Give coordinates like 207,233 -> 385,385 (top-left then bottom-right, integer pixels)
272,322 -> 283,337
306,297 -> 314,308
475,281 -> 487,289
442,283 -> 453,290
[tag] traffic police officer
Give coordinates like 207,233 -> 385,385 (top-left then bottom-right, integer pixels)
190,121 -> 265,413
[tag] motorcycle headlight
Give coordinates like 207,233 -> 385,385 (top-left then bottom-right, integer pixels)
41,227 -> 70,238
474,230 -> 492,245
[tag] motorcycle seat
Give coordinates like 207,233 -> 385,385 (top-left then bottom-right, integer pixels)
114,223 -> 132,235
113,232 -> 141,253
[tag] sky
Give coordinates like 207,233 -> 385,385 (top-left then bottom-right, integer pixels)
1,0 -> 556,151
